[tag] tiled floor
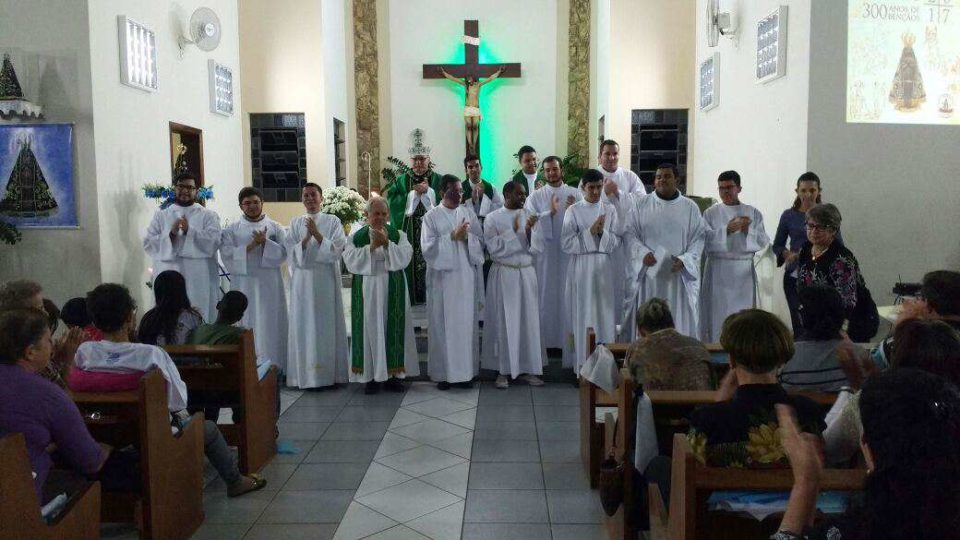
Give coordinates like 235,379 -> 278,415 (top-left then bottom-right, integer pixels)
103,369 -> 603,539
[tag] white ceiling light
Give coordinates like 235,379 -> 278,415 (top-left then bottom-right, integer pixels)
756,5 -> 788,84
208,59 -> 234,116
117,15 -> 159,92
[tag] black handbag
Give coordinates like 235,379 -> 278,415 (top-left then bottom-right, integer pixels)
847,281 -> 880,342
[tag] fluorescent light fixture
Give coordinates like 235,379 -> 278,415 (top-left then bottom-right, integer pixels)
756,5 -> 788,84
117,15 -> 159,92
699,52 -> 719,112
208,59 -> 234,116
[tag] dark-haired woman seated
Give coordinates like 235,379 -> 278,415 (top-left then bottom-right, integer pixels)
137,270 -> 204,346
778,285 -> 850,392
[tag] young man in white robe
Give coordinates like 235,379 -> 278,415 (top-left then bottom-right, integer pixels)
219,187 -> 288,370
343,197 -> 419,394
483,181 -> 545,389
462,154 -> 502,322
700,170 -> 769,342
562,169 -> 623,373
285,183 -> 349,389
622,164 -> 707,340
143,172 -> 221,321
596,140 -> 646,331
421,174 -> 484,389
524,156 -> 581,352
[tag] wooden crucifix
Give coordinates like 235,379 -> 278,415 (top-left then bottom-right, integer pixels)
423,20 -> 521,157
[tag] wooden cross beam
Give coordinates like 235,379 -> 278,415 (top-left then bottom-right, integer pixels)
422,20 -> 522,80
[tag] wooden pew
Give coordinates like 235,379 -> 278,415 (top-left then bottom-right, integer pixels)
72,370 -> 205,540
164,329 -> 278,474
655,434 -> 866,540
0,433 -> 101,540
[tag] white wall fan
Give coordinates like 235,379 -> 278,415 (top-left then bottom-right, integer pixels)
705,0 -> 738,47
178,7 -> 222,57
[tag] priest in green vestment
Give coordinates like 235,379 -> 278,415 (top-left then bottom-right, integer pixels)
385,132 -> 441,306
344,197 -> 419,394
511,145 -> 545,194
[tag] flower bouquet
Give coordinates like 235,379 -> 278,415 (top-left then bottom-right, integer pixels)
142,183 -> 215,208
320,186 -> 366,232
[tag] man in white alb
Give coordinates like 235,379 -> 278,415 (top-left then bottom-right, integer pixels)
622,164 -> 706,340
219,187 -> 288,370
343,197 -> 418,394
483,181 -> 545,389
285,183 -> 349,389
700,170 -> 769,342
462,154 -> 502,320
143,172 -> 221,321
523,156 -> 581,352
562,169 -> 623,373
421,174 -> 484,389
596,140 -> 646,330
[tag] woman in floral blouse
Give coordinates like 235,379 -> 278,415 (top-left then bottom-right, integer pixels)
687,309 -> 825,468
795,204 -> 864,319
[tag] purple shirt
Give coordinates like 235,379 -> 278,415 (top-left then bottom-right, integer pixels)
0,364 -> 104,502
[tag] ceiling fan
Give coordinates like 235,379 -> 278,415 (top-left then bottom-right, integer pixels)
178,7 -> 222,57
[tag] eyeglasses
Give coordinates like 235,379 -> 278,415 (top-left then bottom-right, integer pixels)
175,184 -> 197,191
805,222 -> 833,232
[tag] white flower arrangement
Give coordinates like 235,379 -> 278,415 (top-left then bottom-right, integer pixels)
320,186 -> 366,225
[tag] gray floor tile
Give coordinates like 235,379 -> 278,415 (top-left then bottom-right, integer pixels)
538,438 -> 580,463
475,405 -> 535,424
471,439 -> 541,462
279,405 -> 342,423
320,421 -> 390,440
461,523 -> 552,540
551,523 -> 608,540
478,387 -> 532,405
347,392 -> 406,406
277,422 -> 330,440
536,421 -> 580,441
335,405 -> 400,422
203,489 -> 276,523
270,440 -> 315,464
191,522 -> 251,540
258,463 -> 300,490
282,462 -> 367,490
464,490 -> 549,523
257,490 -> 354,523
530,386 -> 580,405
303,439 -> 380,463
473,421 -> 538,440
467,462 -> 545,490
292,391 -> 354,407
533,405 -> 580,422
546,489 -> 606,524
542,462 -> 591,490
243,523 -> 338,539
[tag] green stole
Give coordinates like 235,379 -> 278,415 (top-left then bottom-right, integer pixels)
461,179 -> 494,202
350,224 -> 407,375
512,170 -> 542,194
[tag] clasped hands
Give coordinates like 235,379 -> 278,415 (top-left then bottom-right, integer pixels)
726,216 -> 752,234
450,219 -> 470,241
411,182 -> 429,195
305,217 -> 324,242
370,227 -> 389,250
642,252 -> 685,272
549,195 -> 577,216
512,212 -> 538,233
169,216 -> 189,237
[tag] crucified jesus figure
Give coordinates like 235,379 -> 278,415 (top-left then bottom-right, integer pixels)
438,65 -> 505,156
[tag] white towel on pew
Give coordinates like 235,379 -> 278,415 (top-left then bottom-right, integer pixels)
579,344 -> 619,394
634,393 -> 658,472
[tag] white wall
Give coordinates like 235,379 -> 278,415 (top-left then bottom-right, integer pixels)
87,0 -> 244,310
0,0 -> 101,304
691,0 -> 811,224
387,0 -> 558,186
807,2 -> 960,302
322,0 -> 351,187
239,0 -> 323,226
607,0 -> 696,180
590,0 -> 611,158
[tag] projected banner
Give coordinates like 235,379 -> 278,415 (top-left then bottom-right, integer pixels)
847,0 -> 960,124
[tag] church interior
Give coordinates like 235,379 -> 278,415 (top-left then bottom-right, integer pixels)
1,0 -> 959,539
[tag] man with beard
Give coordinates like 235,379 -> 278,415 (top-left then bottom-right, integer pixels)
219,187 -> 289,370
143,172 -> 221,320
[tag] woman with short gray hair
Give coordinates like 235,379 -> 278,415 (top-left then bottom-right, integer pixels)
624,298 -> 712,390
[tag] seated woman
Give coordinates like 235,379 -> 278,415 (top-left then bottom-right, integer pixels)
774,368 -> 960,539
0,308 -> 110,504
71,283 -> 265,497
688,309 -> 826,468
823,319 -> 960,465
60,296 -> 104,342
137,270 -> 204,346
625,298 -> 712,390
778,285 -> 849,392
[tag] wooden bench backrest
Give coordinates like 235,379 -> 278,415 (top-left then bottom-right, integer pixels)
0,433 -> 101,540
164,329 -> 278,474
71,370 -> 204,540
667,434 -> 866,540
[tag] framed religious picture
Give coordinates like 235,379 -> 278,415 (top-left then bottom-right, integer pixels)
0,123 -> 77,228
699,52 -> 719,112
